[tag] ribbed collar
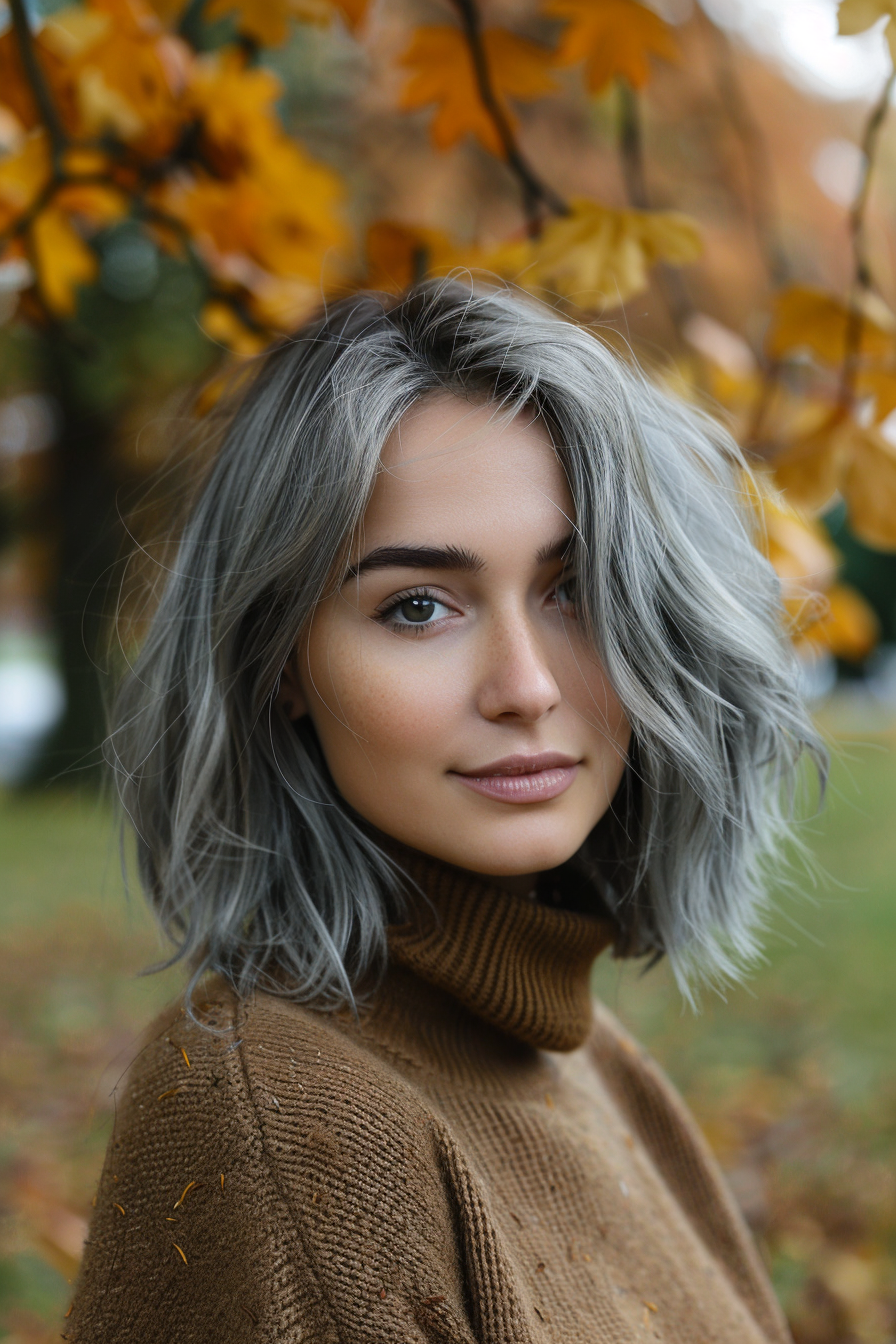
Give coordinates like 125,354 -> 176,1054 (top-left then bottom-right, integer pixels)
382,844 -> 614,1053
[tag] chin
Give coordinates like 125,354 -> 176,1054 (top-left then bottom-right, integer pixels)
437,826 -> 588,878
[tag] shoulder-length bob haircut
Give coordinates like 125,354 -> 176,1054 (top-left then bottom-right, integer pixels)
109,278 -> 825,1008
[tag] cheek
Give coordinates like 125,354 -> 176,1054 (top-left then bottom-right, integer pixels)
556,640 -> 631,755
302,619 -> 463,777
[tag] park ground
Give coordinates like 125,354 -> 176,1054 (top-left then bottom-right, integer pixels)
1,703 -> 895,1343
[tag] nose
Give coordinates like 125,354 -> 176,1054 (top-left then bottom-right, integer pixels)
475,611 -> 562,723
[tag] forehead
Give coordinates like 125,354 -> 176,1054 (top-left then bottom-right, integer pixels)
359,395 -> 573,547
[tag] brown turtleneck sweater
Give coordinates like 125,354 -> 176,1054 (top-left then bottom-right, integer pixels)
69,851 -> 791,1344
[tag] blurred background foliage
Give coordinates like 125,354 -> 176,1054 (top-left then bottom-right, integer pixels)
0,0 -> 895,1339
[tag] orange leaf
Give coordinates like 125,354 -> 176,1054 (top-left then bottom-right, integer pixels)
842,423 -> 896,550
0,130 -> 51,232
799,581 -> 879,662
543,0 -> 678,93
364,221 -> 461,291
767,285 -> 895,366
187,50 -> 283,174
773,412 -> 851,515
399,26 -> 555,154
858,366 -> 896,422
30,205 -> 98,315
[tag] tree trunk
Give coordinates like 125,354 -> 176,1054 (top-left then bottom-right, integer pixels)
24,333 -> 120,788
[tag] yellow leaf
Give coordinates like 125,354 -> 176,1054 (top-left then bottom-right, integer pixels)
247,274 -> 324,330
161,137 -> 344,284
544,0 -> 678,93
30,206 -> 97,315
773,412 -> 851,514
187,50 -> 282,172
200,300 -> 266,354
399,26 -> 555,154
799,581 -> 879,661
857,366 -> 896,421
57,179 -> 129,227
487,199 -> 700,308
39,7 -> 111,60
842,422 -> 896,549
756,484 -> 839,632
64,0 -> 190,155
76,66 -> 145,139
0,131 -> 51,232
767,285 -> 895,365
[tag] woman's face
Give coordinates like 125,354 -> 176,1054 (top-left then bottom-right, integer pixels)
280,395 -> 631,883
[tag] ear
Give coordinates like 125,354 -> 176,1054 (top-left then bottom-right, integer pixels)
276,651 -> 308,722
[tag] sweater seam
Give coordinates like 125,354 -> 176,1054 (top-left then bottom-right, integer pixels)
231,1006 -> 345,1344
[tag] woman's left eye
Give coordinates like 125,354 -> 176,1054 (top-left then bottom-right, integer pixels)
554,575 -> 579,614
378,590 -> 453,631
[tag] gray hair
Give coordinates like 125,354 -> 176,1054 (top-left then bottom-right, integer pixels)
107,278 -> 826,1008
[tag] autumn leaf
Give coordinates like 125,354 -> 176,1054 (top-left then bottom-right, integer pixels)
858,366 -> 896,421
200,299 -> 266,354
838,0 -> 896,63
364,221 -> 462,291
767,285 -> 895,366
757,488 -> 839,632
399,26 -> 555,154
161,137 -> 344,283
0,131 -> 51,233
773,411 -> 851,514
486,199 -> 700,308
799,581 -> 879,661
187,49 -> 283,174
842,422 -> 896,549
544,0 -> 678,93
30,206 -> 98,315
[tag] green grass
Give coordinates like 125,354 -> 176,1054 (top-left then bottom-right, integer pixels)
593,728 -> 896,1103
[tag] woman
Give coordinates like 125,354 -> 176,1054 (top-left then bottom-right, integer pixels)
71,280 -> 823,1342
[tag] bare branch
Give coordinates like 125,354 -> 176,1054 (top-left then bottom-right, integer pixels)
446,0 -> 567,235
9,0 -> 68,164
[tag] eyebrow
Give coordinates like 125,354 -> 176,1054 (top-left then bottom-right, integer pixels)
344,532 -> 575,582
344,544 -> 484,580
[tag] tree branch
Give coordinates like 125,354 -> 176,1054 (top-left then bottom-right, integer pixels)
839,68 -> 896,411
9,0 -> 68,164
446,0 -> 567,235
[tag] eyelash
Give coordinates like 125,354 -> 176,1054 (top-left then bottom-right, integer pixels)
375,576 -> 579,636
375,586 -> 455,636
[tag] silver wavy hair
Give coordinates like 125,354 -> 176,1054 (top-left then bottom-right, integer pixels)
108,278 -> 826,1008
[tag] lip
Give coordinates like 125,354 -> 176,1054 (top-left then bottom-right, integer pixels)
450,752 -> 580,804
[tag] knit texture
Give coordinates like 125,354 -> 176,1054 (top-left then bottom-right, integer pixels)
69,850 -> 792,1344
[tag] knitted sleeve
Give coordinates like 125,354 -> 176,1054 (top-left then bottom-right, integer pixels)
67,990 -> 481,1344
66,996 -> 340,1343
